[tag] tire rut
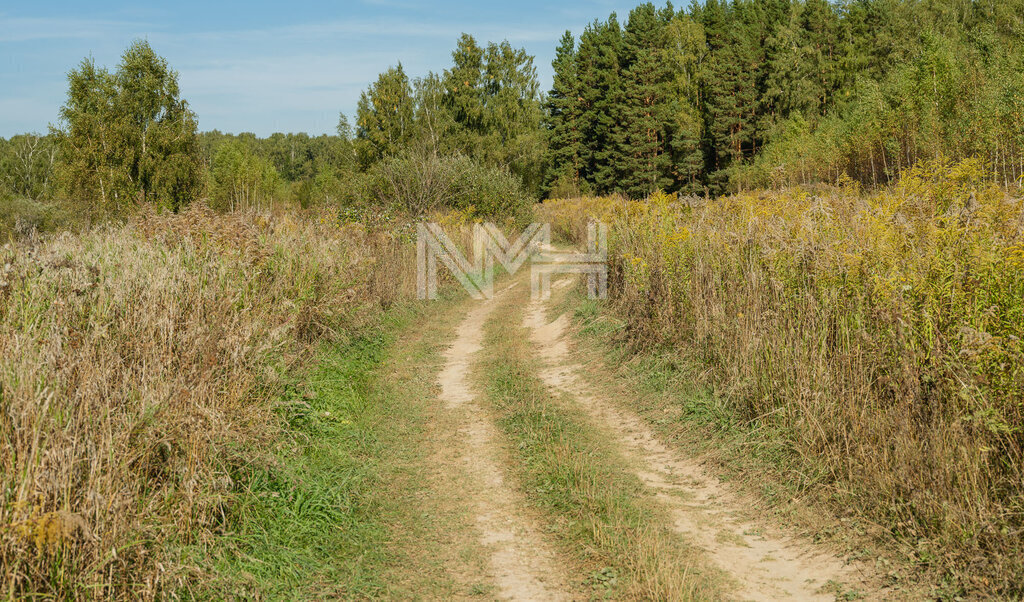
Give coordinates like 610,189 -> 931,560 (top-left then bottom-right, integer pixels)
438,283 -> 570,601
523,277 -> 875,601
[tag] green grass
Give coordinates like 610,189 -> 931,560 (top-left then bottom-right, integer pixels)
176,289 -> 487,599
184,317 -> 408,598
474,284 -> 723,600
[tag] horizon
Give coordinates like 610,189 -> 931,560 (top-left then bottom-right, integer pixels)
0,0 -> 638,138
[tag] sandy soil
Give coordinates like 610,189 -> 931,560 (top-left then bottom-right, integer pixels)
437,283 -> 571,601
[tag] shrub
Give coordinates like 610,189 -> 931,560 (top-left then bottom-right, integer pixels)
361,148 -> 534,224
208,141 -> 281,211
0,197 -> 77,241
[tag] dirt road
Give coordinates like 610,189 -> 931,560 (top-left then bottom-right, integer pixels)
425,271 -> 879,600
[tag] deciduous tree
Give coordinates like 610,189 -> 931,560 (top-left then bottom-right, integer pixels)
53,40 -> 202,215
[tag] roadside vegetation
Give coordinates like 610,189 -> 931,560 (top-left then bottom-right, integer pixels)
186,286 -> 493,598
0,207 -> 415,597
538,159 -> 1024,597
2,0 -> 1024,598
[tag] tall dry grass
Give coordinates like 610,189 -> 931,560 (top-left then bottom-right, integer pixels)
0,205 -> 414,598
539,158 -> 1024,595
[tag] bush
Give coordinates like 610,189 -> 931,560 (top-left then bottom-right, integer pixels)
0,197 -> 77,241
361,148 -> 534,223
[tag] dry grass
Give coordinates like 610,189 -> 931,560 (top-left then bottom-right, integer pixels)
538,158 -> 1024,596
0,205 -> 414,598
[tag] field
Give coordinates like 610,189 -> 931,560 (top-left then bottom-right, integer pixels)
3,160 -> 1022,599
0,206 -> 412,597
538,158 -> 1024,594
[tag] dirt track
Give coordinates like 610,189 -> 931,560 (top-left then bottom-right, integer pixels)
432,273 -> 878,601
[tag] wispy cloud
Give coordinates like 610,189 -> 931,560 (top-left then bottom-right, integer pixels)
358,0 -> 430,10
156,18 -> 564,46
0,1 -> 639,136
0,15 -> 156,42
179,52 -> 406,97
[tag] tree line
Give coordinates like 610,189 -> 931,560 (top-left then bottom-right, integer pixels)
1,35 -> 543,224
352,34 -> 545,198
542,0 -> 1024,197
3,0 -> 1024,226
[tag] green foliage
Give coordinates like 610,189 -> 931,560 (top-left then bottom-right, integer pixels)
576,15 -> 624,195
730,0 -> 1024,190
663,16 -> 706,194
763,0 -> 842,122
541,0 -> 1024,197
410,72 -> 457,157
614,3 -> 677,198
197,128 -> 356,210
359,147 -> 533,222
443,35 -> 487,139
546,5 -> 706,198
352,34 -> 545,199
0,197 -> 75,241
52,40 -> 202,215
264,131 -> 354,182
208,140 -> 281,210
356,65 -> 416,167
0,134 -> 57,200
474,39 -> 546,194
541,31 -> 583,197
306,165 -> 357,207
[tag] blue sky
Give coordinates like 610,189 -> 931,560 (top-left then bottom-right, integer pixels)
0,0 -> 641,137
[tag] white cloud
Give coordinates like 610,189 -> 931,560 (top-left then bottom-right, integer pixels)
0,15 -> 155,42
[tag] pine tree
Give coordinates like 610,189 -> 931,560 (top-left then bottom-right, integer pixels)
443,34 -> 486,153
615,3 -> 674,198
542,30 -> 584,197
763,0 -> 841,119
842,0 -> 902,81
700,0 -> 767,190
664,13 -> 707,193
576,15 -> 624,194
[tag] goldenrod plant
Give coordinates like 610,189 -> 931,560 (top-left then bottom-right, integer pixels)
538,158 -> 1024,593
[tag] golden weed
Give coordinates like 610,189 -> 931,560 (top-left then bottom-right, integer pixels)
539,158 -> 1024,594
